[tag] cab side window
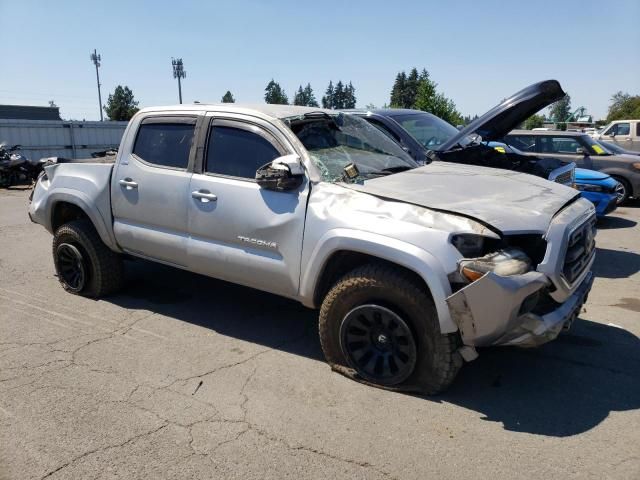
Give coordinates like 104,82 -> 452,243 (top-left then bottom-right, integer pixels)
206,125 -> 281,179
615,123 -> 630,135
133,120 -> 195,169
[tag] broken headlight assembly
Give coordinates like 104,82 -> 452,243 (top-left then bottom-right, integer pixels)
451,234 -> 532,283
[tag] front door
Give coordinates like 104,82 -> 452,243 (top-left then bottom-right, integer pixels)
187,115 -> 308,298
602,122 -> 633,150
111,115 -> 198,266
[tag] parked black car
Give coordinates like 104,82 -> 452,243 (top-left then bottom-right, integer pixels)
347,80 -> 575,186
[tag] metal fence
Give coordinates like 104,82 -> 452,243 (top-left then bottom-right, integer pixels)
0,119 -> 128,160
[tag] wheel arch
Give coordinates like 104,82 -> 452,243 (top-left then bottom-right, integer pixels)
47,191 -> 120,251
300,229 -> 457,334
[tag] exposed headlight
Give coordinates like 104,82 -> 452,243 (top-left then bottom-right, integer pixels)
451,234 -> 492,258
575,183 -> 604,192
459,248 -> 532,282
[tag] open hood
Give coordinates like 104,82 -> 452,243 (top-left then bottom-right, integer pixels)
438,80 -> 566,151
349,161 -> 580,234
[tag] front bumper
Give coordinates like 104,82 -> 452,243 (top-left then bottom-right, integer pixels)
446,270 -> 593,348
579,191 -> 618,217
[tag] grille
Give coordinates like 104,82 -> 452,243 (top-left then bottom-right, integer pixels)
554,170 -> 573,185
563,216 -> 596,284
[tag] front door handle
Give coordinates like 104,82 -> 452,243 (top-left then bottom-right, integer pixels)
119,178 -> 138,190
191,190 -> 217,203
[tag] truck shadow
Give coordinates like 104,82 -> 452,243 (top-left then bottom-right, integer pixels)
439,319 -> 640,436
591,247 -> 640,278
596,215 -> 637,229
109,258 -> 640,438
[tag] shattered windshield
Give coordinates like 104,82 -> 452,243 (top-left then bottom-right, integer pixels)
290,113 -> 417,182
390,112 -> 475,150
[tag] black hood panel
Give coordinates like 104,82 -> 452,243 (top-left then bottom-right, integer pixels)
438,80 -> 566,151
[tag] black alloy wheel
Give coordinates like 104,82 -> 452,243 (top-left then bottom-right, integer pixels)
339,304 -> 417,386
56,243 -> 86,292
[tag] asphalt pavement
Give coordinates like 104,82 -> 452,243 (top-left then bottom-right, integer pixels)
1,186 -> 639,479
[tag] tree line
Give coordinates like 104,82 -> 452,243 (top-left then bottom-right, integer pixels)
101,74 -> 639,127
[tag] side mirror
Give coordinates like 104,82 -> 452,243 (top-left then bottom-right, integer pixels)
576,147 -> 587,155
255,154 -> 304,192
608,131 -> 616,137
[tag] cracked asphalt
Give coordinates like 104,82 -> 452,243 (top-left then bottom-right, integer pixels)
1,186 -> 639,479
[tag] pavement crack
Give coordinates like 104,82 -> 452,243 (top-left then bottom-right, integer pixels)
39,423 -> 169,479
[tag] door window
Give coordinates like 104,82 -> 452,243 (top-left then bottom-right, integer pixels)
133,121 -> 195,169
606,123 -> 630,136
206,125 -> 281,179
615,123 -> 630,135
536,136 -> 581,154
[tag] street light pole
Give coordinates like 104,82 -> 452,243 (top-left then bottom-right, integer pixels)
90,49 -> 103,121
172,58 -> 186,104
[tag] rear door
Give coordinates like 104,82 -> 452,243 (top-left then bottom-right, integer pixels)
186,114 -> 308,298
532,135 -> 587,168
111,115 -> 198,266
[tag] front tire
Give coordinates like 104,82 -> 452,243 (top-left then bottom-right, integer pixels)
319,263 -> 462,395
53,220 -> 124,297
612,176 -> 631,204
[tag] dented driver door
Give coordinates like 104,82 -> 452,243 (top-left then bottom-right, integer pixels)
186,113 -> 309,298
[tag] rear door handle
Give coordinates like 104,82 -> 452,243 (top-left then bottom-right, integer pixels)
119,178 -> 138,190
191,190 -> 217,203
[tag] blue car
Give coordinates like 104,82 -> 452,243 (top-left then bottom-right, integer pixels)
574,168 -> 619,217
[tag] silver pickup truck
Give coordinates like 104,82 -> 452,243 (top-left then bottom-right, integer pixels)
29,102 -> 596,394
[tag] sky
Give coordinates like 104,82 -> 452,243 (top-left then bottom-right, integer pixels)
1,0 -> 638,121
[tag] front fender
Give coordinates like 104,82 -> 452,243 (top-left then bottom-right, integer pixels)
299,228 -> 458,334
598,167 -> 639,194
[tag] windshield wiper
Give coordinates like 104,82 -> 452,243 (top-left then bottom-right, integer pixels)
365,165 -> 415,177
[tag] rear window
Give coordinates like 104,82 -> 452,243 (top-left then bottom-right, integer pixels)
133,122 -> 195,169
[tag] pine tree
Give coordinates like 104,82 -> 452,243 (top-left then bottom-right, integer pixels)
344,81 -> 357,108
221,91 -> 235,103
322,81 -> 334,109
390,72 -> 407,108
264,79 -> 289,105
334,81 -> 345,109
304,83 -> 319,107
403,68 -> 419,108
293,85 -> 306,106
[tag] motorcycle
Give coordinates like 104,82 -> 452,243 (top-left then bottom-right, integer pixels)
0,143 -> 47,187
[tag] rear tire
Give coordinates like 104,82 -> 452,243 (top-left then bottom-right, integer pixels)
319,263 -> 462,395
53,220 -> 124,298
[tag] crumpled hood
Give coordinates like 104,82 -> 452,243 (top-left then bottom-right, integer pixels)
349,162 -> 580,234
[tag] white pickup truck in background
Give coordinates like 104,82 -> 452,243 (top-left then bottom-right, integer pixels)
593,119 -> 640,153
28,95 -> 596,394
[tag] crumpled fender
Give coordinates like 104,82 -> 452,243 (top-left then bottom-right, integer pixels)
299,228 -> 458,334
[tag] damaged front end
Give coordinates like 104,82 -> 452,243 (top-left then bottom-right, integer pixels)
446,209 -> 596,350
